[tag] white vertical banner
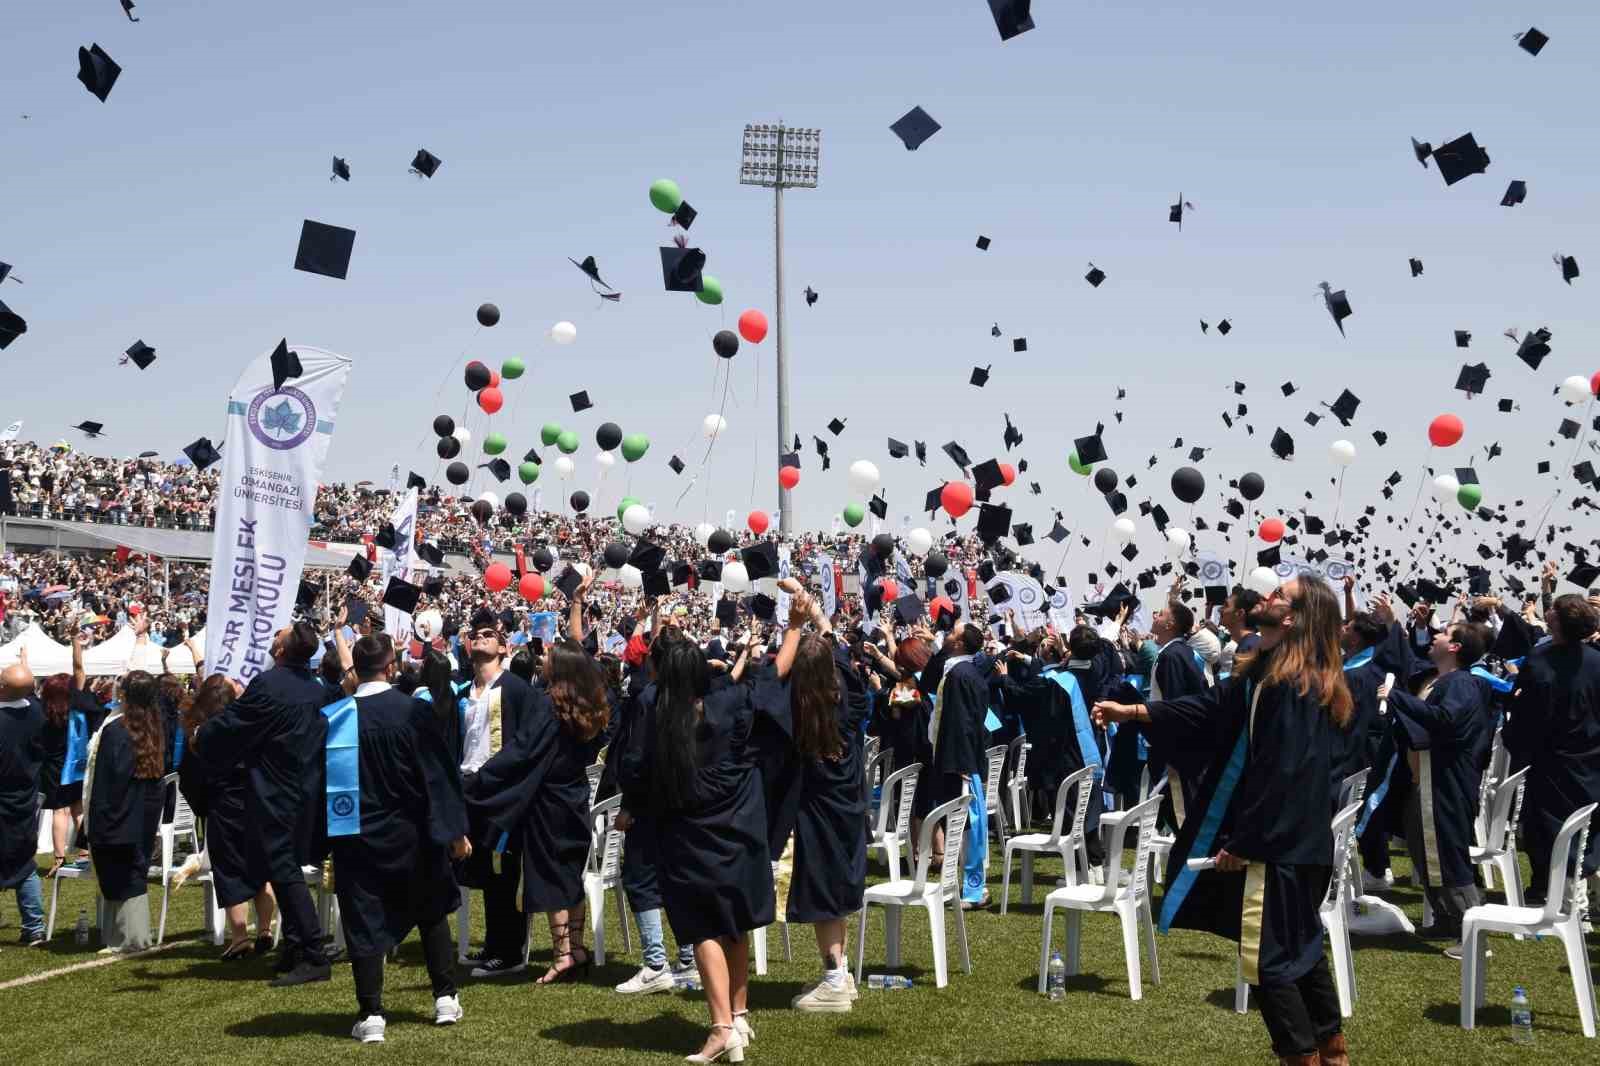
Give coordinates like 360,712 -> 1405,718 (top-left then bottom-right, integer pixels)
815,552 -> 837,618
1047,584 -> 1074,631
984,571 -> 1051,635
0,420 -> 21,443
380,488 -> 419,646
205,343 -> 352,683
775,545 -> 793,628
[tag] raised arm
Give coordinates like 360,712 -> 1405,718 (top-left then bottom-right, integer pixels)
567,568 -> 595,642
1343,573 -> 1357,620
71,628 -> 87,690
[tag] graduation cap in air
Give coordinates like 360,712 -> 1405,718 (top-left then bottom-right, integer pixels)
331,156 -> 350,182
827,418 -> 846,436
1217,319 -> 1232,336
417,541 -> 445,567
660,246 -> 706,292
887,438 -> 909,460
1270,428 -> 1295,460
1003,415 -> 1023,451
780,450 -> 801,472
942,440 -> 972,472
988,0 -> 1035,40
975,502 -> 1012,543
668,454 -> 685,475
973,458 -> 1005,493
1011,336 -> 1028,353
1568,563 -> 1600,589
182,437 -> 221,471
991,323 -> 1002,338
1453,329 -> 1473,349
1576,461 -> 1598,486
296,578 -> 320,612
1325,389 -> 1360,426
922,487 -> 945,515
122,340 -> 156,370
348,553 -> 373,581
804,286 -> 818,306
1517,27 -> 1549,56
1200,320 -> 1210,334
1318,282 -> 1352,336
1509,327 -> 1552,370
482,458 -> 511,483
1555,254 -> 1580,285
1305,412 -> 1322,427
1500,180 -> 1526,207
976,235 -> 991,251
630,539 -> 669,575
1169,195 -> 1194,229
382,577 -> 422,615
1085,264 -> 1106,287
569,256 -> 618,295
639,567 -> 670,597
569,390 -> 592,413
1281,381 -> 1297,397
407,471 -> 427,491
1073,433 -> 1108,465
121,0 -> 139,21
270,339 -> 303,391
868,494 -> 888,520
409,149 -> 442,178
970,365 -> 990,388
671,200 -> 698,230
1409,257 -> 1424,277
76,44 -> 121,102
1373,430 -> 1389,446
1456,362 -> 1490,397
1046,519 -> 1069,545
1427,132 -> 1490,186
294,220 -> 356,279
890,106 -> 941,150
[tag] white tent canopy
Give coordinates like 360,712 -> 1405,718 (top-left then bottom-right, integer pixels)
0,624 -> 206,676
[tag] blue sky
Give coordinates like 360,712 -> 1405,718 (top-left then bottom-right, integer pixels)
5,1 -> 1598,581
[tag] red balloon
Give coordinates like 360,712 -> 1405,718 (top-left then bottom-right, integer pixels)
998,462 -> 1016,487
879,579 -> 899,603
488,369 -> 501,389
484,562 -> 512,592
1591,370 -> 1600,397
1427,413 -> 1464,448
1259,517 -> 1285,543
778,466 -> 800,490
748,510 -> 770,535
518,573 -> 544,602
477,386 -> 504,414
738,309 -> 769,344
940,481 -> 974,518
929,595 -> 955,622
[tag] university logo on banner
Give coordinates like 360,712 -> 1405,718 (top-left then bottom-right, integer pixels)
985,571 -> 1050,634
1273,556 -> 1355,588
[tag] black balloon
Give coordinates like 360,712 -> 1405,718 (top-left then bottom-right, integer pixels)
1093,467 -> 1119,494
923,551 -> 948,579
470,499 -> 494,525
569,491 -> 590,513
436,436 -> 461,460
505,492 -> 527,516
1171,466 -> 1206,504
432,414 -> 455,438
532,547 -> 554,572
603,541 -> 630,569
872,533 -> 895,557
713,330 -> 740,359
707,529 -> 734,555
446,461 -> 469,485
1239,472 -> 1266,501
477,302 -> 500,327
464,361 -> 491,391
596,421 -> 623,451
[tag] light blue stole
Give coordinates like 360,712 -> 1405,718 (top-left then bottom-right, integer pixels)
1045,668 -> 1102,779
61,710 -> 90,785
321,696 -> 361,837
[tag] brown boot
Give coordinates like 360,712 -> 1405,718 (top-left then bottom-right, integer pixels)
1280,1055 -> 1321,1066
1318,1033 -> 1349,1066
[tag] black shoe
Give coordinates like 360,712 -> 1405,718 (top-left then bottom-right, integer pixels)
1416,923 -> 1460,942
469,955 -> 526,978
270,960 -> 332,987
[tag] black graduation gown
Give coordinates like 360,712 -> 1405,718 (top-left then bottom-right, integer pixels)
1387,669 -> 1494,889
931,658 -> 988,785
465,685 -> 600,912
618,683 -> 774,943
327,688 -> 468,958
86,719 -> 163,901
1147,640 -> 1212,823
0,697 -> 46,890
1334,652 -> 1384,809
1505,642 -> 1600,877
178,741 -> 271,908
1148,678 -> 1338,986
611,680 -> 669,911
193,665 -> 330,882
752,644 -> 868,922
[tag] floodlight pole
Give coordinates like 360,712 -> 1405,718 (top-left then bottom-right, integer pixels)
773,168 -> 789,536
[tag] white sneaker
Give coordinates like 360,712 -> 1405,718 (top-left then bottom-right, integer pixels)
791,975 -> 853,1012
845,970 -> 859,1000
433,994 -> 463,1026
616,964 -> 677,995
351,1016 -> 386,1043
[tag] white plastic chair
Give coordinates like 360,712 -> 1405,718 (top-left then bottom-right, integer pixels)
582,795 -> 633,965
1460,802 -> 1597,1038
1141,772 -> 1175,886
585,762 -> 604,807
1471,767 -> 1528,906
45,854 -> 101,942
147,774 -> 202,945
752,861 -> 793,976
1002,765 -> 1094,913
983,744 -> 1008,848
853,793 -> 972,988
1038,794 -> 1162,1000
866,761 -> 921,882
862,748 -> 890,824
1003,735 -> 1031,834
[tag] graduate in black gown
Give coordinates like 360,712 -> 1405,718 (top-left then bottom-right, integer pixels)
193,622 -> 333,984
1146,600 -> 1212,828
618,629 -> 772,1064
1505,594 -> 1600,904
84,670 -> 166,954
0,662 -> 48,947
322,636 -> 470,1044
926,624 -> 991,906
1095,577 -> 1352,1066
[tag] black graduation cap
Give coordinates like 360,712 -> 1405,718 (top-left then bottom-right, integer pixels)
121,0 -> 139,21
1169,194 -> 1193,229
942,440 -> 972,471
1500,180 -> 1526,207
748,593 -> 779,622
551,565 -> 581,601
827,417 -> 846,436
1085,264 -> 1106,287
1257,544 -> 1281,567
671,200 -> 698,229
1281,381 -> 1297,397
804,286 -> 818,306
382,577 -> 422,614
715,597 -> 739,628
1409,257 -> 1425,277
1559,418 -> 1579,440
1106,491 -> 1128,515
1538,460 -> 1552,474
72,420 -> 105,438
76,44 -> 121,102
1497,398 -> 1516,413
1568,563 -> 1600,589
1217,319 -> 1232,336
976,235 -> 992,251
670,561 -> 694,587
1454,466 -> 1480,486
1226,499 -> 1244,519
893,592 -> 927,625
182,436 -> 221,471
1011,336 -> 1027,353
345,598 -> 371,627
348,553 -> 373,581
1517,27 -> 1549,56
923,487 -> 944,515
1046,519 -> 1069,545
1430,133 -> 1491,186
1003,415 -> 1023,451
409,149 -> 442,178
483,458 -> 511,483
1411,136 -> 1434,166
868,494 -> 888,520
890,106 -> 941,150
660,246 -> 706,292
331,156 -> 351,182
665,454 -> 685,476
1187,447 -> 1206,463
569,390 -> 592,413
1305,412 -> 1322,427
1456,362 -> 1490,397
417,541 -> 445,567
972,458 -> 1004,493
407,471 -> 427,491
988,0 -> 1035,40
887,438 -> 909,459
1386,471 -> 1403,487
991,323 -> 1002,338
1453,329 -> 1474,349
123,340 -> 156,369
739,541 -> 778,581
630,539 -> 669,574
641,567 -> 671,597
294,220 -> 355,279
1326,389 -> 1361,425
270,339 -> 303,391
1556,254 -> 1580,285
970,365 -> 991,388
1270,427 -> 1295,460
1514,327 -> 1553,369
779,451 -> 801,471
1200,320 -> 1210,334
975,502 -> 1011,543
1073,433 -> 1108,465
296,578 -> 320,612
568,255 -> 618,295
1319,283 -> 1352,336
1576,461 -> 1598,485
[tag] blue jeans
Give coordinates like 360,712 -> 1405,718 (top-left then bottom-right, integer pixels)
962,772 -> 988,903
633,908 -> 694,971
14,871 -> 44,940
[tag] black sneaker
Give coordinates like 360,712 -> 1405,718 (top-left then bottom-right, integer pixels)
1416,924 -> 1459,942
23,932 -> 46,948
269,960 -> 332,987
469,956 -> 526,979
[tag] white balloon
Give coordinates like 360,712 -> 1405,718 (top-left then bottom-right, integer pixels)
847,459 -> 882,498
550,321 -> 577,345
618,564 -> 642,590
554,455 -> 576,480
477,491 -> 499,509
1111,517 -> 1137,544
1165,528 -> 1191,557
596,451 -> 616,469
695,522 -> 716,548
413,609 -> 444,642
703,414 -> 727,439
906,527 -> 933,556
1560,374 -> 1593,404
622,504 -> 651,536
1246,566 -> 1280,596
1432,473 -> 1460,502
1329,439 -> 1357,466
721,561 -> 751,594
452,427 -> 472,445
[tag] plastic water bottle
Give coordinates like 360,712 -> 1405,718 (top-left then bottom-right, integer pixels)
675,970 -> 702,991
1510,986 -> 1533,1045
74,908 -> 89,946
867,974 -> 913,990
1047,951 -> 1066,1001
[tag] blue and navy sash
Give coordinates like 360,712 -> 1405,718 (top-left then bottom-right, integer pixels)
321,696 -> 361,837
1469,664 -> 1513,694
61,710 -> 89,785
1045,668 -> 1102,779
1343,647 -> 1375,673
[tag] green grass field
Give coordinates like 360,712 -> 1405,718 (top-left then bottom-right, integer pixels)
3,844 -> 1595,1065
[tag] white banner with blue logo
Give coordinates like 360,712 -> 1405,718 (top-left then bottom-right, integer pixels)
815,552 -> 837,619
205,343 -> 352,683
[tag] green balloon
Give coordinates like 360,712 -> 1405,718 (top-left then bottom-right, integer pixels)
483,431 -> 507,455
696,275 -> 723,306
1068,449 -> 1093,476
649,179 -> 682,214
541,423 -> 563,446
556,429 -> 579,454
617,496 -> 641,523
842,503 -> 865,528
620,433 -> 650,462
517,461 -> 540,485
501,356 -> 525,380
1457,483 -> 1483,510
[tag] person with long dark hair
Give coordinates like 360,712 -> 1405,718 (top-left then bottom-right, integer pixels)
83,669 -> 167,954
38,631 -> 106,876
1095,578 -> 1354,1066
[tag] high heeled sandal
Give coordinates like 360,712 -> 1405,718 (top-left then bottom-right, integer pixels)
732,1010 -> 754,1043
685,1023 -> 745,1064
537,916 -> 593,984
